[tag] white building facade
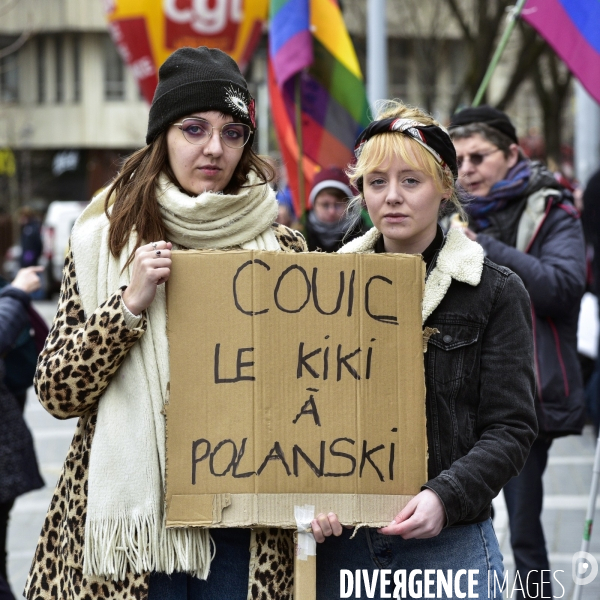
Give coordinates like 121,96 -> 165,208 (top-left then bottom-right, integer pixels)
0,0 -> 148,209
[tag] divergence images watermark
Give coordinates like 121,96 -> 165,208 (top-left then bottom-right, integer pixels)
339,553 -> 598,598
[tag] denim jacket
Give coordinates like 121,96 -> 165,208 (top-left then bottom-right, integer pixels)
339,228 -> 538,527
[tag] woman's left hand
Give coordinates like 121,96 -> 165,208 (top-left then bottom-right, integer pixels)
378,489 -> 446,539
311,512 -> 344,543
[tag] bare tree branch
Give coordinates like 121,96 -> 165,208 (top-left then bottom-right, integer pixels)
400,0 -> 447,112
392,0 -> 573,162
444,0 -> 518,112
445,0 -> 473,41
531,47 -> 573,163
494,1 -> 509,27
497,25 -> 546,109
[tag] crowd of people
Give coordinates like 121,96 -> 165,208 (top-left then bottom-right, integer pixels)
1,44 -> 599,600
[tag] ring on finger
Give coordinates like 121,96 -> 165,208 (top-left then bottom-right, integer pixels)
155,250 -> 161,257
151,242 -> 158,249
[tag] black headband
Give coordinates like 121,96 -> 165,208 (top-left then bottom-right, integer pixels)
354,118 -> 458,190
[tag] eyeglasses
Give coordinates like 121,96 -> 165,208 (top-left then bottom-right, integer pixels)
456,148 -> 502,169
317,201 -> 347,212
173,118 -> 252,149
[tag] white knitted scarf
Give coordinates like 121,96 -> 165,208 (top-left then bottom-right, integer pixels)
70,172 -> 279,581
156,172 -> 280,250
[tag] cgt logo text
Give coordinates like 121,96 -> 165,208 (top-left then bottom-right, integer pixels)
340,555 -> 598,598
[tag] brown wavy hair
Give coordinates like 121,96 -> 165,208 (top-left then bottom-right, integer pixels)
105,130 -> 275,268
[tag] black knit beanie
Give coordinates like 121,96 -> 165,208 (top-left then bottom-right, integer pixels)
449,105 -> 518,144
146,46 -> 256,145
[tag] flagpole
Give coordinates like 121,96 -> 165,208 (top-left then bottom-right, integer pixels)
295,73 -> 306,219
472,0 -> 528,106
367,0 -> 388,110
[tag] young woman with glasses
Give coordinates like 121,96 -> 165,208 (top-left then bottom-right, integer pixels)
25,47 -> 306,600
312,100 -> 538,599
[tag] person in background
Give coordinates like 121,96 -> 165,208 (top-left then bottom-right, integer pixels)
18,208 -> 42,269
266,157 -> 300,230
449,106 -> 586,600
0,266 -> 45,600
18,207 -> 44,300
274,168 -> 298,229
303,167 -> 368,252
276,201 -> 294,228
583,166 -> 600,300
582,166 -> 600,436
0,213 -> 13,278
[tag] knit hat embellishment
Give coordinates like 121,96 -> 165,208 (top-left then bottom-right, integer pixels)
225,85 -> 250,117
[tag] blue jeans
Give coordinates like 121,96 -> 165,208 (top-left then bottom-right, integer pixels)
503,437 -> 553,600
148,528 -> 250,600
316,518 -> 503,599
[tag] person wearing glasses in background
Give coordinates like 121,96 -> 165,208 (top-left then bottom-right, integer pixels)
303,167 -> 368,252
449,106 -> 586,600
25,47 -> 306,600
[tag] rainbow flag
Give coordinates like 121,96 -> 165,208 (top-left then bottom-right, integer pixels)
269,0 -> 370,214
523,0 -> 600,103
270,0 -> 313,85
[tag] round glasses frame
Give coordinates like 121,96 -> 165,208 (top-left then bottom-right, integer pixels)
172,118 -> 252,149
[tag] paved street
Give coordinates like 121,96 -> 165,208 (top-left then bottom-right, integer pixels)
494,431 -> 600,599
5,299 -> 600,598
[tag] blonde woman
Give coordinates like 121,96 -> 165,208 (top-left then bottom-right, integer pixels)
314,102 -> 538,599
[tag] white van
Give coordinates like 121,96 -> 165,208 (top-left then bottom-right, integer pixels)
42,200 -> 88,294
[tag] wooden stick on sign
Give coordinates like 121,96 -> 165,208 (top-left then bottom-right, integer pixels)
294,531 -> 317,600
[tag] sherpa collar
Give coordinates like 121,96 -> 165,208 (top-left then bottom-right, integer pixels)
338,227 -> 484,322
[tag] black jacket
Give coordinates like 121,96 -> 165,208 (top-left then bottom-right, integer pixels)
0,285 -> 30,356
583,166 -> 600,293
471,163 -> 586,438
423,258 -> 537,526
0,285 -> 44,503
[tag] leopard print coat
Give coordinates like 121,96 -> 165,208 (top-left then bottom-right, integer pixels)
25,223 -> 305,600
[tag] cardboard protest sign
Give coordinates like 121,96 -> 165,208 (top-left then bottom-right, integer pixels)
165,250 -> 427,528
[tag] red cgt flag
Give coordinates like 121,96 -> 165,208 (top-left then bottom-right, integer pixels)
103,0 -> 269,104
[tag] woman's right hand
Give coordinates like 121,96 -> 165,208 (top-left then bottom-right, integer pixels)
311,512 -> 344,543
122,241 -> 172,315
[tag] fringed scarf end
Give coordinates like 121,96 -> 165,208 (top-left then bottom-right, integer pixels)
83,516 -> 213,581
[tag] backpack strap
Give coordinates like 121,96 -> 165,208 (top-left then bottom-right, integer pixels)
557,202 -> 580,220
